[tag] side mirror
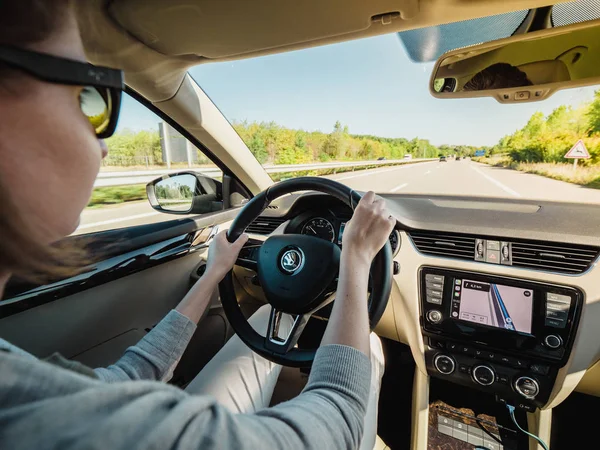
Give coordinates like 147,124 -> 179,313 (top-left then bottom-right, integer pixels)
146,172 -> 223,215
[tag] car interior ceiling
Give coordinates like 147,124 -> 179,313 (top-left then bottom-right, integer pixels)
3,1 -> 600,450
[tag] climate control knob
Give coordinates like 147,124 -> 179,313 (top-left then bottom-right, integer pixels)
515,376 -> 539,399
434,354 -> 456,375
472,365 -> 495,386
427,310 -> 443,324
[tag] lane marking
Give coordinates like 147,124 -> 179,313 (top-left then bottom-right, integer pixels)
471,165 -> 521,197
425,170 -> 431,175
335,162 -> 434,181
391,183 -> 408,192
77,211 -> 161,230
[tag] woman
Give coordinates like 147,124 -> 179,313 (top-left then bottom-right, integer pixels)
0,1 -> 395,449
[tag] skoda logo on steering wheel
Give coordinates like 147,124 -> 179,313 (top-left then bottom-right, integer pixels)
280,248 -> 304,274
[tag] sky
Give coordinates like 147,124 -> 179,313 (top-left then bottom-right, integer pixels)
118,33 -> 598,147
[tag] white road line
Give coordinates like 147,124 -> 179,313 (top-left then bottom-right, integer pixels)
335,162 -> 433,181
471,166 -> 521,197
77,212 -> 161,230
391,183 -> 408,192
425,170 -> 431,175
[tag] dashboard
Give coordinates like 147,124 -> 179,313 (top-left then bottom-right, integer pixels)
238,191 -> 600,412
284,204 -> 401,255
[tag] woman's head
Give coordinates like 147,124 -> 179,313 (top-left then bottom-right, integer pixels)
0,1 -> 120,282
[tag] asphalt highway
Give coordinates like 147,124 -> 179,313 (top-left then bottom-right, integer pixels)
76,160 -> 600,235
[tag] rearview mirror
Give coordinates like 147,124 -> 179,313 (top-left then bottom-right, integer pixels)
146,172 -> 223,215
430,19 -> 600,103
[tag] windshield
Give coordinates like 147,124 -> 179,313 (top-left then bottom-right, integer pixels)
190,32 -> 600,204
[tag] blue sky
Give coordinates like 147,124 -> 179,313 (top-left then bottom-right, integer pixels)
118,33 -> 598,147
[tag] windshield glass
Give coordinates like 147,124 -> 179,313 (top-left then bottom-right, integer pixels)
190,32 -> 600,204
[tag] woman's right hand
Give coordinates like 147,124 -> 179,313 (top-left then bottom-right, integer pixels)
341,191 -> 396,267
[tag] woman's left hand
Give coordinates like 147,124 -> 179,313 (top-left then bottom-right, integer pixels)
205,230 -> 249,281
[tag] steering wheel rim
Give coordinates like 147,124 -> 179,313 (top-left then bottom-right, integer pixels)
219,177 -> 393,367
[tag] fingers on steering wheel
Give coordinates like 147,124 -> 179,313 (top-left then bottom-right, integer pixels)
362,191 -> 376,204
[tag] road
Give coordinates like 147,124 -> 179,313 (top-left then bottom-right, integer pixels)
76,160 -> 600,234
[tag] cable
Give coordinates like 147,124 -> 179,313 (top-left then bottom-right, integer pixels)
506,404 -> 549,450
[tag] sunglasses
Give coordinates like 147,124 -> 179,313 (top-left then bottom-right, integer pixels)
0,45 -> 124,139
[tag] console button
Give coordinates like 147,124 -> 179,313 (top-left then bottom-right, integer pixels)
499,355 -> 515,366
426,274 -> 445,284
497,374 -> 510,384
447,342 -> 459,352
513,358 -> 530,369
426,288 -> 442,298
426,281 -> 444,290
426,295 -> 443,305
459,364 -> 470,374
544,334 -> 563,349
472,365 -> 495,386
545,318 -> 567,329
515,376 -> 539,399
459,345 -> 473,356
530,364 -> 550,376
434,355 -> 456,375
427,310 -> 443,324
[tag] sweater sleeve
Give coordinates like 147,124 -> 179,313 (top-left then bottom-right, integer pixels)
1,344 -> 372,450
94,310 -> 197,383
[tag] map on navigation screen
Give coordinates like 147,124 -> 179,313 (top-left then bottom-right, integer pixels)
452,279 -> 533,333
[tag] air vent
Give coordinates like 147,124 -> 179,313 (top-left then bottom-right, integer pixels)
245,217 -> 286,235
511,241 -> 599,274
409,231 -> 475,260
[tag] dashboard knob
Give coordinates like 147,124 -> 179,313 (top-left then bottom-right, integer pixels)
544,334 -> 562,349
472,365 -> 495,386
427,310 -> 443,324
434,354 -> 456,375
515,376 -> 540,399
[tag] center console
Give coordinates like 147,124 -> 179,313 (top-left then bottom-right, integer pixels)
420,267 -> 583,411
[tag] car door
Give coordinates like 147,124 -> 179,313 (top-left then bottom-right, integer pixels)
0,91 -> 261,387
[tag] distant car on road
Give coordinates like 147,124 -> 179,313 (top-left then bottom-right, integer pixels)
377,156 -> 386,161
403,154 -> 413,160
439,156 -> 447,162
456,156 -> 461,161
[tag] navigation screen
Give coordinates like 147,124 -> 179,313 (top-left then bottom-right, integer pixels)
452,279 -> 533,333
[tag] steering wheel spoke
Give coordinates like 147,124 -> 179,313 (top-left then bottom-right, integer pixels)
236,239 -> 262,271
265,307 -> 311,354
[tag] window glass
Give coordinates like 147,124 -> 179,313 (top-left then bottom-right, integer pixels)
75,93 -> 221,235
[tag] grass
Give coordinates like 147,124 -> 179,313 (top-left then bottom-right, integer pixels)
88,184 -> 147,207
476,157 -> 600,189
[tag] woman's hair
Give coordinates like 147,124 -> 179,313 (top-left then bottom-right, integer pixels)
0,0 -> 86,284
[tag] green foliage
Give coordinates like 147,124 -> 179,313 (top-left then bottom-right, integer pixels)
88,185 -> 147,207
497,89 -> 600,165
587,90 -> 600,136
104,129 -> 162,166
233,121 -> 449,163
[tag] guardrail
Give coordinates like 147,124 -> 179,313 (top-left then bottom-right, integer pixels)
95,158 -> 435,187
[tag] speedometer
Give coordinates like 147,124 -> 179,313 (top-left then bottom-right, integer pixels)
301,218 -> 335,242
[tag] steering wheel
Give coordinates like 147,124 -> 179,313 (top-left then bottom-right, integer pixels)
219,177 -> 393,367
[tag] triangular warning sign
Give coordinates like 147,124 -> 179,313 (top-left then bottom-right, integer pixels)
565,140 -> 590,159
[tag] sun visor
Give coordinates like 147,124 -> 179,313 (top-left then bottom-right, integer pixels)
108,0 -> 419,59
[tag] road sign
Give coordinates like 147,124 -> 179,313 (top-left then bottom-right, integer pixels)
475,150 -> 485,157
565,140 -> 590,159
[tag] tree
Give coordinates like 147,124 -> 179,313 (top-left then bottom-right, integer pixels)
587,90 -> 600,135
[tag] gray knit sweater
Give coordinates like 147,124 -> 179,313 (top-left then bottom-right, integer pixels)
0,310 -> 372,449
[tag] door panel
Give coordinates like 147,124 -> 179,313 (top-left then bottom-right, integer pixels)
0,209 -> 240,372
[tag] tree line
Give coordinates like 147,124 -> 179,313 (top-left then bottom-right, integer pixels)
233,120 -> 478,164
102,121 -> 482,168
492,89 -> 600,164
